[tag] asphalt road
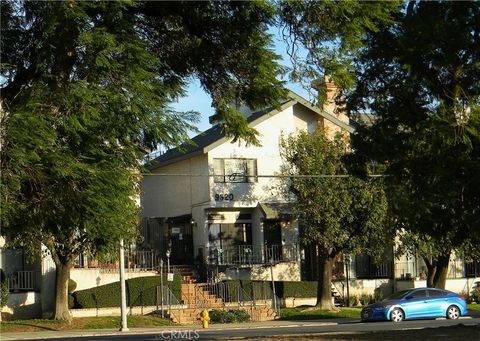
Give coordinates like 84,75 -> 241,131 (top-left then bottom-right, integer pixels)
14,317 -> 480,341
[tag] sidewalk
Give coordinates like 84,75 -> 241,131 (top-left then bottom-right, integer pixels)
1,319 -> 343,340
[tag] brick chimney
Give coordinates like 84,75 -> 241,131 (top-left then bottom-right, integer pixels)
312,76 -> 349,125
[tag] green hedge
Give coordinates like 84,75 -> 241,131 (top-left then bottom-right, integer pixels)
73,275 -> 181,309
223,280 -> 317,299
209,309 -> 250,323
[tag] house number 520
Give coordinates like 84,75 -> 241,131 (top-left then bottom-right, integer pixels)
215,193 -> 234,201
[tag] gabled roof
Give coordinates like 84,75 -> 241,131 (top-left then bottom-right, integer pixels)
146,91 -> 355,170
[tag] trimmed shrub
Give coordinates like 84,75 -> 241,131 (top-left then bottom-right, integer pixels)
73,275 -> 181,309
68,294 -> 75,309
68,279 -> 77,293
471,287 -> 480,303
209,309 -> 250,323
0,269 -> 8,308
1,281 -> 9,308
223,280 -> 318,300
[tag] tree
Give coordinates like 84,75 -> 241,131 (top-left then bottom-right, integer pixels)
279,131 -> 389,310
278,0 -> 401,100
347,1 -> 480,288
0,0 -> 285,320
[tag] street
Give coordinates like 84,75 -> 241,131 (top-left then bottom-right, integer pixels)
5,317 -> 479,341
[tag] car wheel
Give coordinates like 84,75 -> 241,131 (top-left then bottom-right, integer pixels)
390,308 -> 404,322
446,305 -> 460,320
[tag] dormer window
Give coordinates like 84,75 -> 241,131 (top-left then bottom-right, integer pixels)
213,158 -> 257,183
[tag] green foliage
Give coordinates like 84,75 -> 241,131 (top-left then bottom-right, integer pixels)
278,131 -> 389,307
278,0 -> 401,95
348,295 -> 357,307
0,269 -> 8,308
279,131 -> 391,259
280,307 -> 361,320
223,280 -> 319,299
209,309 -> 250,324
73,275 -> 181,309
348,1 -> 480,287
471,287 -> 480,304
68,294 -> 74,309
359,293 -> 371,306
1,282 -> 9,308
1,0 -> 285,318
68,279 -> 77,294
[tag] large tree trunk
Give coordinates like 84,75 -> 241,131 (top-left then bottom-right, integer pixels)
54,261 -> 72,321
432,253 -> 450,289
422,255 -> 436,288
315,250 -> 335,310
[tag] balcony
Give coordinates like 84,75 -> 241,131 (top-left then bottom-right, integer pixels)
199,244 -> 299,267
74,250 -> 161,272
7,271 -> 41,291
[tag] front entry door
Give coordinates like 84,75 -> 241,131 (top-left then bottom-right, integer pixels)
263,220 -> 282,261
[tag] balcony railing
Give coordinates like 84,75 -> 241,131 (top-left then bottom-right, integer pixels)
198,244 -> 299,266
7,271 -> 40,291
74,250 -> 161,272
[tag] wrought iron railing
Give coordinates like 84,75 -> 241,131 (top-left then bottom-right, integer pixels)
74,250 -> 161,272
198,244 -> 299,266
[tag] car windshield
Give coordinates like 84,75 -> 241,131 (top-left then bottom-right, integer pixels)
383,290 -> 410,301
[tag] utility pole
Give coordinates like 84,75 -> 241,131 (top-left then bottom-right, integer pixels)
119,239 -> 129,331
270,258 -> 277,312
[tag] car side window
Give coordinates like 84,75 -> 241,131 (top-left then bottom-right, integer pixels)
427,289 -> 446,297
411,290 -> 427,298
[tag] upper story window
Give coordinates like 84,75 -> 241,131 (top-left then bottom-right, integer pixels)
213,158 -> 257,183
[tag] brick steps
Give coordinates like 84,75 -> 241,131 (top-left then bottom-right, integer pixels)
163,265 -> 278,324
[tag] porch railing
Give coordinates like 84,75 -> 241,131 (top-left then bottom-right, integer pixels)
74,250 -> 161,272
198,244 -> 299,266
7,271 -> 40,291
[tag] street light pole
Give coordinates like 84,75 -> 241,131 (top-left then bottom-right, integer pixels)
166,248 -> 171,324
160,259 -> 164,318
119,239 -> 129,332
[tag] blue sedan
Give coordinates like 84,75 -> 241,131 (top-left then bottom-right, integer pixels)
361,288 -> 467,322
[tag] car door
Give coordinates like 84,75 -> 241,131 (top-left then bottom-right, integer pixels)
426,289 -> 448,317
402,289 -> 429,318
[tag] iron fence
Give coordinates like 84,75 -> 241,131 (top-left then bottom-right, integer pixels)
74,250 -> 161,272
199,244 -> 299,266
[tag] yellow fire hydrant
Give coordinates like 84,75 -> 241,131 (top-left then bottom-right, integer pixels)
200,309 -> 210,329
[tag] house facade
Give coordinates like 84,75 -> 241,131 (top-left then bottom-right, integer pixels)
140,83 -> 479,296
140,85 -> 353,281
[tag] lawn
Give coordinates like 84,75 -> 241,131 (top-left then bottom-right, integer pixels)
1,315 -> 170,333
468,303 -> 480,311
280,307 -> 361,320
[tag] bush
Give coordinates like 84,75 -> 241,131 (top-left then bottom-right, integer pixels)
209,309 -> 250,323
0,269 -> 8,308
347,295 -> 356,307
373,290 -> 384,303
68,279 -> 77,293
360,293 -> 372,306
68,294 -> 75,309
1,281 -> 9,308
73,275 -> 181,309
471,287 -> 480,303
223,280 -> 318,299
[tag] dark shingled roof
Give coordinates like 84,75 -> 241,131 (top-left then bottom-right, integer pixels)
145,101 -> 290,170
145,91 -> 356,170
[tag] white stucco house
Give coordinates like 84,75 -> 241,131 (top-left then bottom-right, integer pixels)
140,81 -> 354,281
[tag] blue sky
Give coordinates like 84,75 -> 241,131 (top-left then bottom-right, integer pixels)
170,27 -> 312,135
